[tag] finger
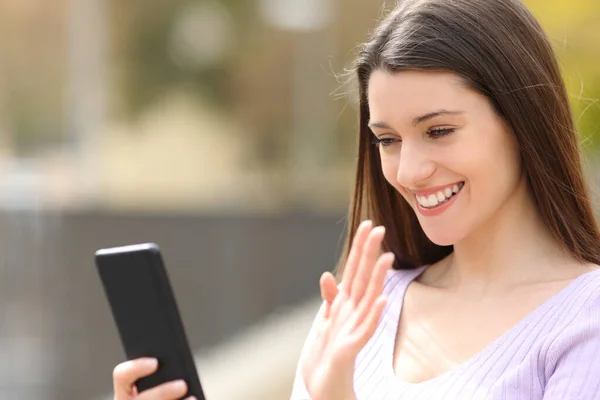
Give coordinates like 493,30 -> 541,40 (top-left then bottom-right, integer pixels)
355,252 -> 394,325
136,379 -> 188,400
320,272 -> 338,318
113,358 -> 158,398
350,226 -> 385,303
341,220 -> 373,294
352,295 -> 388,349
329,287 -> 349,323
318,289 -> 348,346
311,302 -> 331,351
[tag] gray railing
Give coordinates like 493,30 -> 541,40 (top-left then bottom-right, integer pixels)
0,210 -> 345,400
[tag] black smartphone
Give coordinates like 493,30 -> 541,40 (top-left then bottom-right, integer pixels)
95,243 -> 206,400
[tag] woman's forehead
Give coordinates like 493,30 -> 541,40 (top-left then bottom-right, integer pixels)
367,70 -> 481,122
368,70 -> 467,100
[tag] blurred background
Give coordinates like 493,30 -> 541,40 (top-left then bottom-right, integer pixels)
0,0 -> 598,399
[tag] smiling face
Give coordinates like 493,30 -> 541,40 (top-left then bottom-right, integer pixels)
367,69 -> 524,246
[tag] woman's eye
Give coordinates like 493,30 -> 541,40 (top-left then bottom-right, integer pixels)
427,127 -> 455,138
372,137 -> 400,147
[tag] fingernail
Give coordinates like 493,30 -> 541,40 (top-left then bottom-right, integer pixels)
186,397 -> 197,400
373,225 -> 386,234
360,220 -> 372,228
173,380 -> 187,390
143,358 -> 158,368
384,252 -> 395,264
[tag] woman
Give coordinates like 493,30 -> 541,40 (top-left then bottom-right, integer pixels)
290,0 -> 600,398
111,0 -> 600,399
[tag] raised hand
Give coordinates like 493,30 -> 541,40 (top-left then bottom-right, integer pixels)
300,220 -> 395,400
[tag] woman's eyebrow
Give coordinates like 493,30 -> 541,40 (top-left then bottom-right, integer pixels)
412,109 -> 465,126
368,109 -> 465,130
367,121 -> 392,130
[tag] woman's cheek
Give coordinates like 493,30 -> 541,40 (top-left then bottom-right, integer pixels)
380,155 -> 399,188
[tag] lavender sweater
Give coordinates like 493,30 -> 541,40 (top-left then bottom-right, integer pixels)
291,266 -> 600,399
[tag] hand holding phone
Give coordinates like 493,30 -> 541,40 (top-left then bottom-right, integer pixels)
112,357 -> 194,400
95,243 -> 206,400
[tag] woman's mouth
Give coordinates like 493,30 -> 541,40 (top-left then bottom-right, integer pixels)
415,181 -> 465,210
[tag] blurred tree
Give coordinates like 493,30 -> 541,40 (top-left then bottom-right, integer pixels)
106,0 -> 600,169
0,1 -> 66,155
111,0 -> 254,116
1,0 -> 596,163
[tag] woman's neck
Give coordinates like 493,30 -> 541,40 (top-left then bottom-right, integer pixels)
428,178 -> 577,295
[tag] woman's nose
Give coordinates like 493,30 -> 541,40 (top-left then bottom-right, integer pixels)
395,141 -> 435,188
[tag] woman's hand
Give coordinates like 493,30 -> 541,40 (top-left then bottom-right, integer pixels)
301,220 -> 394,400
112,358 -> 196,400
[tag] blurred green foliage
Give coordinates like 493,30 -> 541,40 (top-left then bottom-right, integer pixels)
526,0 -> 600,150
0,0 -> 597,158
113,0 -> 600,149
112,0 -> 255,115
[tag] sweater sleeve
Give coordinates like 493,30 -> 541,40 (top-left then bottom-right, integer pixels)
290,354 -> 312,400
543,292 -> 600,399
290,302 -> 326,400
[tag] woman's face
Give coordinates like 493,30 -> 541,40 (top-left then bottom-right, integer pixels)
367,70 -> 523,246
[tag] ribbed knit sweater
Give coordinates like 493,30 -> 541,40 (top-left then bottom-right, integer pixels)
291,266 -> 600,399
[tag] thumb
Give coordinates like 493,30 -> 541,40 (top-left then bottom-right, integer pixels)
320,272 -> 339,318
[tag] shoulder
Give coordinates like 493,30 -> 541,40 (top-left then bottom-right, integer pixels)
542,268 -> 600,392
570,266 -> 600,312
552,266 -> 600,327
545,268 -> 600,366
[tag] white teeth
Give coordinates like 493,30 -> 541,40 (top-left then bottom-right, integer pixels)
416,182 -> 464,209
427,194 -> 439,207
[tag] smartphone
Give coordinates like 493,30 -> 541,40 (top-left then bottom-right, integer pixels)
95,243 -> 206,400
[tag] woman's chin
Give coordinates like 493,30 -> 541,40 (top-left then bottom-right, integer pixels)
422,229 -> 460,247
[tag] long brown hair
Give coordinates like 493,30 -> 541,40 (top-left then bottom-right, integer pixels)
337,0 -> 600,274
